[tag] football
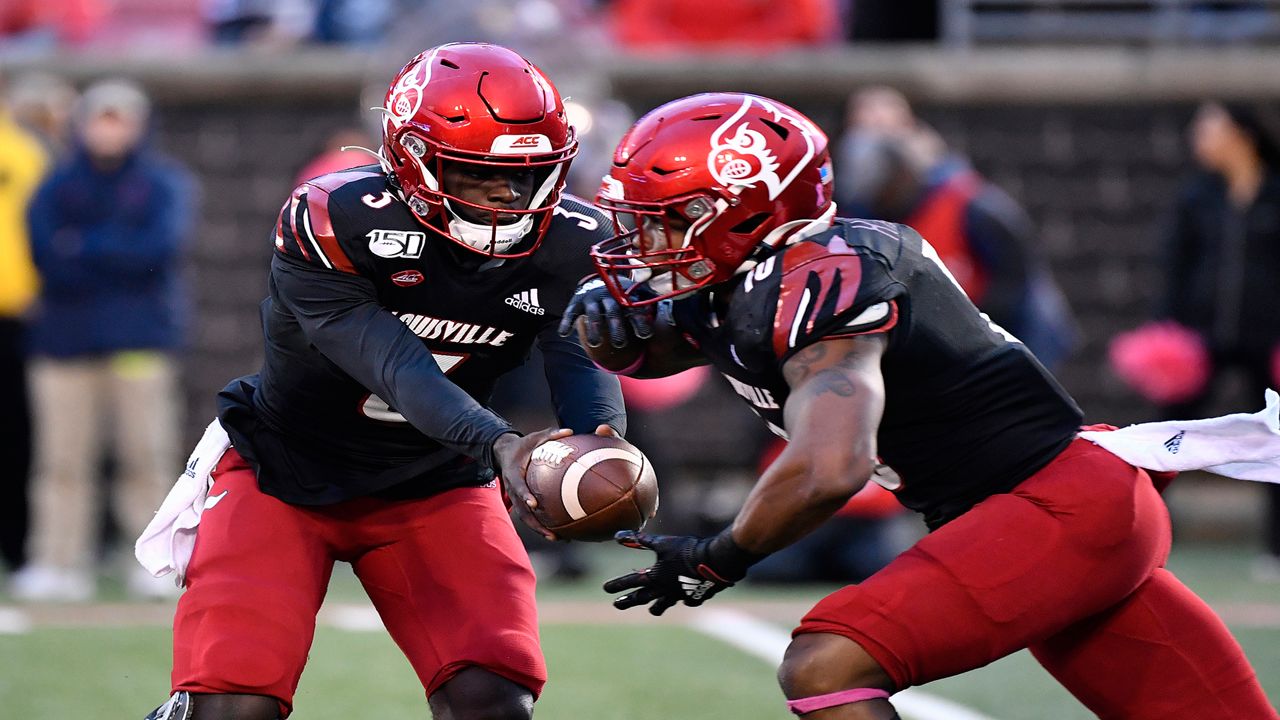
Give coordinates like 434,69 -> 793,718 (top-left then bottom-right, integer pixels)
523,433 -> 658,541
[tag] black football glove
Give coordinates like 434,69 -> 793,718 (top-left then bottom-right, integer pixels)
557,277 -> 656,349
603,529 -> 763,616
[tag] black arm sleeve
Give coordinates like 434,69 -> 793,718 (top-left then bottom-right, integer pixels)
271,253 -> 515,467
537,323 -> 628,436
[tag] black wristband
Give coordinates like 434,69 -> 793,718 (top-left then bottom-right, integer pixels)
705,527 -> 767,581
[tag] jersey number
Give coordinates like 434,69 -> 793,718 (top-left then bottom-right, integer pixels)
553,205 -> 599,230
920,238 -> 1021,345
362,191 -> 395,209
359,352 -> 468,423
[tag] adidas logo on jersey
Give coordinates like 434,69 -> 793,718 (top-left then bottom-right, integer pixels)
506,289 -> 545,315
1163,430 -> 1185,454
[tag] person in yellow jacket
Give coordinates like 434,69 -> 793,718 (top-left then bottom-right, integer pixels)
0,79 -> 48,576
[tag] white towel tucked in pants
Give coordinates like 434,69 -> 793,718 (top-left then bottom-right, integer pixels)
1080,390 -> 1280,483
133,419 -> 232,585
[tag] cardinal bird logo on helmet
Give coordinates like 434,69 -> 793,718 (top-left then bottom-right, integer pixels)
708,96 -> 817,201
388,50 -> 435,125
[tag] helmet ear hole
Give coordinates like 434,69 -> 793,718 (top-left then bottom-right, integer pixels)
729,212 -> 771,235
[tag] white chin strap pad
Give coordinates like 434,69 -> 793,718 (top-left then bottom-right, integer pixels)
447,208 -> 534,254
441,164 -> 562,254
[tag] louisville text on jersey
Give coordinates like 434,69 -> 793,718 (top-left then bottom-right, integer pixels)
394,312 -> 515,346
723,373 -> 781,410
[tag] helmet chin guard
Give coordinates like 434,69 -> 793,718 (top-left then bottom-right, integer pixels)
381,43 -> 577,258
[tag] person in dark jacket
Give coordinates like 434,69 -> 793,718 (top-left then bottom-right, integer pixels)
11,78 -> 195,601
1157,101 -> 1280,581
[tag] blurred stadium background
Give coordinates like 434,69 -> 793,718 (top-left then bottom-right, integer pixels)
1,1 -> 1278,718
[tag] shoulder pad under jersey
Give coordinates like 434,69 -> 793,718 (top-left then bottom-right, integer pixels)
771,238 -> 901,361
273,167 -> 384,274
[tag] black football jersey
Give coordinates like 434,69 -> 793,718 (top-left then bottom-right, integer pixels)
671,218 -> 1083,528
217,165 -> 626,505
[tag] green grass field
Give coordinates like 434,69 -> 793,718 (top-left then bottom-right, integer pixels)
1,543 -> 1277,719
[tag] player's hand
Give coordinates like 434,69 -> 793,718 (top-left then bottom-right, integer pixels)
603,530 -> 760,616
593,423 -> 622,439
493,428 -> 572,540
557,277 -> 655,349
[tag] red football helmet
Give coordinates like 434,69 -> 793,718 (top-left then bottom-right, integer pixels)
381,43 -> 577,257
592,93 -> 835,305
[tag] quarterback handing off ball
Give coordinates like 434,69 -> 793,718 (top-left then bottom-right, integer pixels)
524,434 -> 658,541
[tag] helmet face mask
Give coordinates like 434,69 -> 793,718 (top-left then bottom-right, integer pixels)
381,43 -> 577,258
591,93 -> 834,306
592,190 -> 727,306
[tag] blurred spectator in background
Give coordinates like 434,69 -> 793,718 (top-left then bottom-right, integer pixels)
0,74 -> 49,575
12,79 -> 196,601
203,0 -> 313,46
293,126 -> 372,185
0,0 -> 106,50
311,0 -> 398,45
5,73 -> 78,159
1153,102 -> 1280,418
844,86 -> 960,184
606,0 -> 840,51
837,90 -> 1078,370
1115,101 -> 1280,581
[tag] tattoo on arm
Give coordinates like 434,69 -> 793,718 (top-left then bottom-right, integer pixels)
783,342 -> 828,385
809,367 -> 857,397
783,335 -> 886,401
784,343 -> 863,387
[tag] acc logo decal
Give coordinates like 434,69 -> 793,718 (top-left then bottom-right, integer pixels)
490,134 -> 552,154
390,269 -> 424,287
368,229 -> 426,259
708,96 -> 817,200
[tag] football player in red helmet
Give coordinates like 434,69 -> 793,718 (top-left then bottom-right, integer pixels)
562,93 -> 1276,719
380,43 -> 578,257
590,92 -> 835,306
144,44 -> 625,720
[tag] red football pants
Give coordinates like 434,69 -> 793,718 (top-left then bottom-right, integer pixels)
170,449 -> 545,716
797,438 -> 1277,719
